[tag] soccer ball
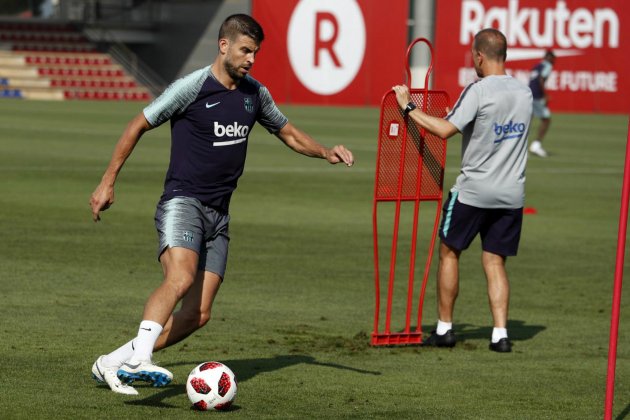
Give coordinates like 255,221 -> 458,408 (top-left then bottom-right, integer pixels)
186,362 -> 237,411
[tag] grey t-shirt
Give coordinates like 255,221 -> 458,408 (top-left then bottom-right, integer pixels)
445,75 -> 533,209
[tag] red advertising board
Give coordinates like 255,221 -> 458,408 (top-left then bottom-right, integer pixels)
434,0 -> 629,114
251,0 -> 409,106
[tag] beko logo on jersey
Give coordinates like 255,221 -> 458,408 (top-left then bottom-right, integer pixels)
213,122 -> 250,137
493,120 -> 526,143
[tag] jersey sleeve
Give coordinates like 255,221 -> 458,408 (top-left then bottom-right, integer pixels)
143,66 -> 209,128
256,86 -> 288,134
444,82 -> 480,133
540,61 -> 552,79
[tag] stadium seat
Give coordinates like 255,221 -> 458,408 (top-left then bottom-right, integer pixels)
0,21 -> 151,101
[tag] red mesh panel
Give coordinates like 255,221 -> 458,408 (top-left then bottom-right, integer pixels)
375,89 -> 449,202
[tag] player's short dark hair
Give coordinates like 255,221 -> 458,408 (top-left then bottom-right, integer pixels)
473,28 -> 507,62
545,50 -> 556,60
218,14 -> 264,44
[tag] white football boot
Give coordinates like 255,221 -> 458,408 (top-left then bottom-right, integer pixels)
117,359 -> 173,387
529,140 -> 548,158
92,356 -> 138,395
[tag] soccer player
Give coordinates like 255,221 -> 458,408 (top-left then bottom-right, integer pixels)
89,14 -> 354,395
528,50 -> 555,158
392,28 -> 532,353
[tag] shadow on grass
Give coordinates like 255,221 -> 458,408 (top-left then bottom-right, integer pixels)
455,319 -> 546,342
125,354 -> 380,409
616,403 -> 630,420
418,319 -> 545,343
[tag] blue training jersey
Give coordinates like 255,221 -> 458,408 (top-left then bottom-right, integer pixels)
143,66 -> 288,212
528,60 -> 553,100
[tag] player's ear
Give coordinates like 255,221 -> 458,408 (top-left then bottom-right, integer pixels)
218,38 -> 229,54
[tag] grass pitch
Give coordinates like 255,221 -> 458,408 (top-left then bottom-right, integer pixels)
0,99 -> 628,419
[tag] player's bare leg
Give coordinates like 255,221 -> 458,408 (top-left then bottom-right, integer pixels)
144,247 -> 200,326
537,117 -> 551,143
482,251 -> 509,327
482,250 -> 512,352
436,242 -> 461,323
423,242 -> 460,347
530,117 -> 551,157
155,270 -> 222,351
118,247 -> 199,386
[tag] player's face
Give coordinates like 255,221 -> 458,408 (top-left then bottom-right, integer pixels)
222,34 -> 260,81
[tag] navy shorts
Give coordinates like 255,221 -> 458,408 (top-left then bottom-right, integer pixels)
439,191 -> 523,257
154,196 -> 230,278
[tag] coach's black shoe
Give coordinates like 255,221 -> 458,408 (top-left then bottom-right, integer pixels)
422,329 -> 456,348
489,338 -> 512,353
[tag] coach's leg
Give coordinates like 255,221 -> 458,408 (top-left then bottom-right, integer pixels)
154,270 -> 222,351
436,242 -> 461,322
482,250 -> 509,328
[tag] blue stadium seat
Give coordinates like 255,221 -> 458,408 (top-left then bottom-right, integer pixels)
0,89 -> 22,98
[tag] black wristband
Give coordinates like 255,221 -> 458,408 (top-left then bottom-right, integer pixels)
403,101 -> 417,116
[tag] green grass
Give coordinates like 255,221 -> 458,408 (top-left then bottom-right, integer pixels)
0,99 -> 628,419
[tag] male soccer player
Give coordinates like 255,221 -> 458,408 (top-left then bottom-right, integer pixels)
392,28 -> 532,353
528,50 -> 555,158
89,14 -> 354,395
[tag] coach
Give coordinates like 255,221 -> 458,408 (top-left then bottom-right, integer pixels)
392,28 -> 532,353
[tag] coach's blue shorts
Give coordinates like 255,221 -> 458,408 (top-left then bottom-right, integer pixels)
439,191 -> 523,257
154,196 -> 230,278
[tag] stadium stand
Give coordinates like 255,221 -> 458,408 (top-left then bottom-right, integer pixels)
0,20 -> 151,101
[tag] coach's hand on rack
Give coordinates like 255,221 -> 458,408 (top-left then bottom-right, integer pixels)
392,85 -> 412,110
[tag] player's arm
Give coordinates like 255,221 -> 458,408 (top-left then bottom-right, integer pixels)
89,112 -> 152,222
275,122 -> 354,166
392,85 -> 459,139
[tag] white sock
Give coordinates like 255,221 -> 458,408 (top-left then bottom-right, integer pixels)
102,339 -> 135,368
492,327 -> 508,343
436,320 -> 452,335
129,320 -> 163,363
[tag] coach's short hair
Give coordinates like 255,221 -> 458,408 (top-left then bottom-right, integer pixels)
473,28 -> 507,62
218,14 -> 264,44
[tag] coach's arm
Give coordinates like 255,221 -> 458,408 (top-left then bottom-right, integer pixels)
392,85 -> 459,140
275,122 -> 354,166
90,112 -> 152,222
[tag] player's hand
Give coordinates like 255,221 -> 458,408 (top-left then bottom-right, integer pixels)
326,145 -> 354,166
392,85 -> 412,110
89,183 -> 115,222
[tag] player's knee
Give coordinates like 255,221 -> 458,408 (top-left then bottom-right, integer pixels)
165,273 -> 196,299
198,309 -> 211,328
180,306 -> 211,329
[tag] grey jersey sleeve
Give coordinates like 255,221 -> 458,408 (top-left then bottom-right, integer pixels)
257,86 -> 288,134
445,82 -> 480,133
143,66 -> 210,127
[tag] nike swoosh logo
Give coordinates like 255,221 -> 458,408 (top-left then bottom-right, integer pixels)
205,102 -> 220,109
140,327 -> 152,331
